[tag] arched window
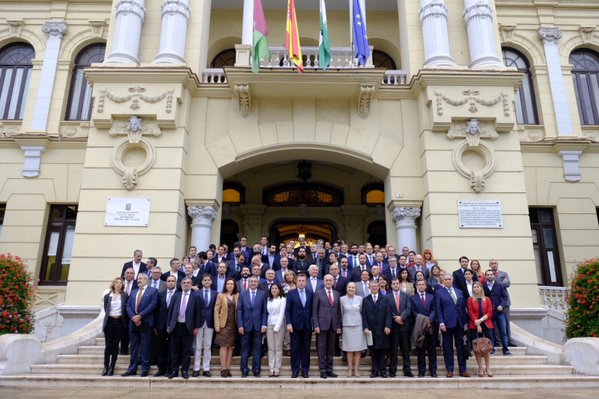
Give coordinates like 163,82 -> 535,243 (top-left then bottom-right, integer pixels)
502,48 -> 538,125
373,50 -> 397,70
570,49 -> 599,125
223,181 -> 245,205
65,43 -> 105,121
211,49 -> 236,68
0,43 -> 34,120
361,183 -> 385,206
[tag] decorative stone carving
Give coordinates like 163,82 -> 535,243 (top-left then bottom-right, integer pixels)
235,84 -> 251,117
21,146 -> 46,178
578,26 -> 596,43
187,205 -> 217,227
538,27 -> 562,44
391,207 -> 421,227
0,123 -> 21,137
447,118 -> 498,144
89,20 -> 107,38
559,151 -> 583,182
358,85 -> 375,119
161,0 -> 191,20
97,87 -> 173,114
109,116 -> 162,142
499,23 -> 516,42
115,0 -> 146,22
42,21 -> 67,38
435,90 -> 509,117
6,19 -> 24,37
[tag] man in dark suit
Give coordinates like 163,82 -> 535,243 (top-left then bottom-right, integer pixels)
153,275 -> 177,376
193,274 -> 218,377
312,274 -> 341,378
484,270 -> 512,355
262,244 -> 281,271
237,266 -> 252,292
120,267 -> 137,354
275,256 -> 291,284
148,267 -> 167,292
239,237 -> 253,265
408,254 -> 430,281
259,269 -> 277,293
122,273 -> 159,377
338,257 -> 354,282
329,264 -> 348,296
436,273 -> 470,378
363,281 -> 392,378
387,277 -> 413,377
228,253 -> 246,280
293,247 -> 311,274
161,258 -> 185,284
197,251 -> 217,279
352,254 -> 372,282
383,257 -> 401,282
212,261 -> 229,293
237,276 -> 268,377
410,280 -> 437,377
285,273 -> 313,378
166,277 -> 202,379
452,256 -> 477,297
121,249 -> 147,279
306,265 -> 324,293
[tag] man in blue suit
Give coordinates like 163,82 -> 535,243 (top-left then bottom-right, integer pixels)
166,277 -> 202,379
285,273 -> 313,378
435,273 -> 470,378
484,269 -> 512,355
122,273 -> 159,377
193,274 -> 218,377
410,280 -> 437,377
237,275 -> 268,377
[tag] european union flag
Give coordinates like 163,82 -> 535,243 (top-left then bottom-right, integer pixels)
353,0 -> 370,66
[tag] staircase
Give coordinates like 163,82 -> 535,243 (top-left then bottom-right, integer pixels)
2,336 -> 599,389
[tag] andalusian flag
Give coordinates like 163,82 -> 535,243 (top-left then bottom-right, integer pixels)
286,0 -> 304,72
253,0 -> 271,73
319,0 -> 331,69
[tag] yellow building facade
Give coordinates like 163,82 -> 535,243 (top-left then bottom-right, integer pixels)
0,0 -> 598,339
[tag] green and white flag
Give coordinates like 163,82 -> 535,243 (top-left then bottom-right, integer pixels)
319,0 -> 331,69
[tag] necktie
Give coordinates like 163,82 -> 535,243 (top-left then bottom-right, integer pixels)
373,294 -> 377,303
179,291 -> 188,320
449,288 -> 457,304
153,280 -> 158,289
167,291 -> 173,307
204,289 -> 209,305
392,268 -> 396,278
342,269 -> 347,278
421,293 -> 426,306
300,290 -> 306,306
251,291 -> 255,306
363,282 -> 368,295
126,281 -> 131,294
244,279 -> 248,290
135,287 -> 144,313
328,290 -> 334,305
395,292 -> 400,311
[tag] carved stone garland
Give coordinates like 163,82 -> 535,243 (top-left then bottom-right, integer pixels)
97,86 -> 173,114
435,90 -> 509,117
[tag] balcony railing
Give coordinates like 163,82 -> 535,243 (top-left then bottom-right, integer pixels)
201,68 -> 227,84
539,285 -> 570,312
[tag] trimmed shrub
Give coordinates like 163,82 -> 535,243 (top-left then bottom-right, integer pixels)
0,254 -> 35,334
566,258 -> 599,338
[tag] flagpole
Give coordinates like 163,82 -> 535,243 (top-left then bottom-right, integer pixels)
349,0 -> 354,62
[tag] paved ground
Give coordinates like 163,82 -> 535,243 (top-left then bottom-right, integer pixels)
0,388 -> 597,399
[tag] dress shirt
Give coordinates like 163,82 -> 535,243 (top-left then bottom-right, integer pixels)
109,293 -> 122,317
125,280 -> 133,295
166,289 -> 175,308
151,279 -> 161,289
466,281 -> 474,297
267,297 -> 287,332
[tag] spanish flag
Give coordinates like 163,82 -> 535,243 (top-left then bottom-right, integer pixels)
286,0 -> 304,72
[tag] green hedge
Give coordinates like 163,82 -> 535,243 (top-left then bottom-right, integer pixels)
566,258 -> 599,338
0,254 -> 35,334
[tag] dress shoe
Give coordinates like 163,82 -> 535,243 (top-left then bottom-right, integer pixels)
326,371 -> 338,378
370,372 -> 378,378
380,372 -> 388,378
140,371 -> 149,377
226,370 -> 232,377
302,372 -> 309,378
221,370 -> 227,377
418,373 -> 425,378
503,350 -> 512,356
203,371 -> 212,377
291,372 -> 299,378
102,366 -> 109,376
342,355 -> 347,362
241,371 -> 249,378
389,373 -> 396,378
253,372 -> 261,377
181,372 -> 190,379
431,372 -> 438,378
167,372 -> 178,379
119,350 -> 128,355
320,372 -> 328,379
334,350 -> 341,357
107,367 -> 115,376
192,370 -> 200,377
459,372 -> 471,377
404,371 -> 414,377
154,370 -> 166,377
446,372 -> 453,378
121,371 -> 136,377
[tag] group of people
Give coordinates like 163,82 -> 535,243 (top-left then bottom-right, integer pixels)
102,238 -> 514,379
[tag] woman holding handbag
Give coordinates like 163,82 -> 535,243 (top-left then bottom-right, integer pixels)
467,281 -> 494,377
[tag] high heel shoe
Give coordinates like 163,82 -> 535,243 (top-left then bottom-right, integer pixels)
226,369 -> 232,377
221,369 -> 227,377
478,368 -> 485,377
486,369 -> 493,377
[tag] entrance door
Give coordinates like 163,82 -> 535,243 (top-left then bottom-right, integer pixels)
269,220 -> 337,246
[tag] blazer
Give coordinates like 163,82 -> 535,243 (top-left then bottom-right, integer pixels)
160,270 -> 185,282
236,289 -> 268,332
355,280 -> 371,298
267,297 -> 287,332
155,289 -> 177,330
340,295 -> 363,327
467,296 -> 494,330
495,270 -> 512,306
338,266 -> 355,282
262,254 -> 282,271
332,276 -> 349,297
275,269 -> 291,284
351,265 -> 372,282
410,291 -> 436,324
148,278 -> 166,293
259,280 -> 277,294
102,291 -> 128,331
166,290 -> 202,334
227,259 -> 244,280
197,261 -> 217,279
292,258 -> 311,274
121,261 -> 148,279
453,268 -> 479,297
362,294 -> 392,349
387,290 -> 412,332
198,288 -> 218,328
285,288 -> 313,331
483,282 -> 509,311
126,285 -> 159,327
312,288 -> 341,331
408,265 -> 430,281
306,277 -> 324,293
212,274 -> 228,293
122,279 -> 138,296
214,293 -> 239,329
383,267 -> 402,282
435,286 -> 467,329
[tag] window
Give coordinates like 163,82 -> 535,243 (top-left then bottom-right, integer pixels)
529,208 -> 563,286
223,181 -> 245,205
502,48 -> 538,125
263,183 -> 343,207
361,183 -> 385,206
373,50 -> 397,70
211,48 -> 236,68
40,205 -> 78,285
65,43 -> 106,120
0,43 -> 34,120
0,203 -> 5,239
570,49 -> 599,125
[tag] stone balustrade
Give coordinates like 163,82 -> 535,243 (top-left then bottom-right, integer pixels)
539,285 -> 570,312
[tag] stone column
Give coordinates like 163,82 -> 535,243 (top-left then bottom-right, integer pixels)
539,27 -> 574,136
242,0 -> 254,45
105,0 -> 146,64
463,0 -> 503,68
419,0 -> 456,67
240,205 -> 265,243
31,21 -> 67,131
154,0 -> 191,64
187,205 -> 217,251
391,207 -> 421,253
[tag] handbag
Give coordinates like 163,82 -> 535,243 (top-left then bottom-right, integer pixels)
472,332 -> 493,355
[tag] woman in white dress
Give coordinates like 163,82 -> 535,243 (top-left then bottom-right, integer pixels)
340,282 -> 367,377
266,283 -> 286,377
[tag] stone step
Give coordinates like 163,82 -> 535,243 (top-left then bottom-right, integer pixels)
8,374 -> 598,390
30,363 -> 573,376
56,353 -> 549,366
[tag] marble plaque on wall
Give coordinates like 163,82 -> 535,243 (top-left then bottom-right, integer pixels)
458,200 -> 503,229
105,197 -> 151,227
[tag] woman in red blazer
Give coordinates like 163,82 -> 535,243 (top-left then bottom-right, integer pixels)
467,281 -> 494,377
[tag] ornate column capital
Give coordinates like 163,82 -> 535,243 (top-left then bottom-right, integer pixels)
538,27 -> 563,44
420,0 -> 448,21
115,0 -> 146,23
41,21 -> 67,38
161,0 -> 191,21
391,207 -> 421,227
463,1 -> 493,24
187,205 -> 217,227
